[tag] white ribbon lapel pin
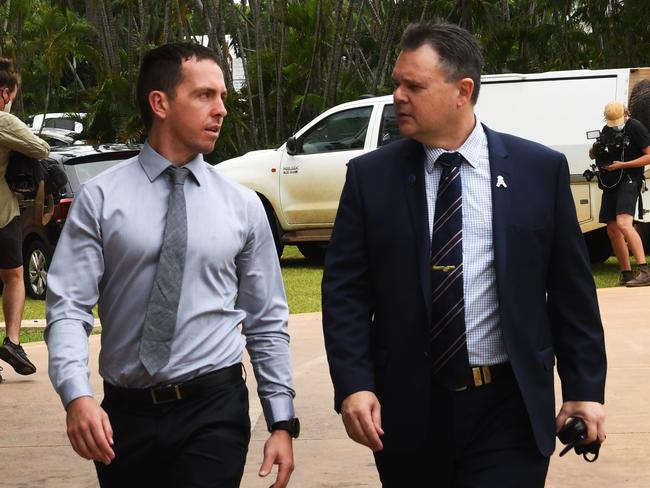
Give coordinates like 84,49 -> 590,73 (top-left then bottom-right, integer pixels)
496,175 -> 508,188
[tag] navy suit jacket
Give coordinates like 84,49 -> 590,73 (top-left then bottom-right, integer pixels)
322,126 -> 607,456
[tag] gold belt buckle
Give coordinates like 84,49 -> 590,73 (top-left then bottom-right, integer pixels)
471,366 -> 493,387
472,367 -> 483,387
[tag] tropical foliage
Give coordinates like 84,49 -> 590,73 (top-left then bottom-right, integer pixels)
1,0 -> 649,161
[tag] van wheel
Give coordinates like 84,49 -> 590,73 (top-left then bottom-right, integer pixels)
23,240 -> 50,300
584,228 -> 612,264
297,243 -> 328,263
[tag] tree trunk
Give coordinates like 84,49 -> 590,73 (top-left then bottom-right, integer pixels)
162,0 -> 172,44
41,72 -> 52,136
138,0 -> 149,70
66,58 -> 86,91
235,17 -> 259,149
101,0 -> 121,76
331,0 -> 355,106
420,0 -> 429,22
378,1 -> 401,90
250,0 -> 268,146
0,0 -> 10,56
127,0 -> 134,99
322,0 -> 344,109
14,6 -> 25,119
295,0 -> 323,132
275,0 -> 287,142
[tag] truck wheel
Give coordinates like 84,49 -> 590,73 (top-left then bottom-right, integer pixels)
23,240 -> 50,300
584,228 -> 612,264
264,207 -> 284,258
297,243 -> 328,263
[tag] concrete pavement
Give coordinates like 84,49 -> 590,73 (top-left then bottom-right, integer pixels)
0,287 -> 649,487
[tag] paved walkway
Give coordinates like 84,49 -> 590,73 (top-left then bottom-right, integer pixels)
0,287 -> 649,487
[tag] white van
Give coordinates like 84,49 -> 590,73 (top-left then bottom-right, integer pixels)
217,67 -> 650,262
30,112 -> 86,134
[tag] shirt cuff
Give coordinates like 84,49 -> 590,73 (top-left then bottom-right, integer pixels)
58,375 -> 94,409
262,393 -> 296,429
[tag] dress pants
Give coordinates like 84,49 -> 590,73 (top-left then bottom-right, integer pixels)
95,376 -> 251,488
373,370 -> 549,488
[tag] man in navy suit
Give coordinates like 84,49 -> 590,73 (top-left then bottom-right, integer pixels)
322,22 -> 606,487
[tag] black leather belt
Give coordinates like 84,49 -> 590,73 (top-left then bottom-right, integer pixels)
103,363 -> 243,405
454,363 -> 513,392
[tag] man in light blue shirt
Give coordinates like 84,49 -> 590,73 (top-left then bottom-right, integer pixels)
46,43 -> 297,487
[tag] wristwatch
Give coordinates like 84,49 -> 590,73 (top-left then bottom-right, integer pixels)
270,417 -> 300,438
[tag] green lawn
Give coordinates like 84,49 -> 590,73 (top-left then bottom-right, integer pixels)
1,248 -> 643,344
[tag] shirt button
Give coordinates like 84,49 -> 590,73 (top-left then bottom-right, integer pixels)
423,351 -> 430,358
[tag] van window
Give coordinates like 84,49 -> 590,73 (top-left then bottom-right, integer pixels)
299,106 -> 372,154
378,104 -> 403,146
43,118 -> 77,131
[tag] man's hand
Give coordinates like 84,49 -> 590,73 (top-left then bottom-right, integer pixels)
66,396 -> 115,465
603,161 -> 623,171
556,401 -> 606,444
258,430 -> 294,487
341,391 -> 384,452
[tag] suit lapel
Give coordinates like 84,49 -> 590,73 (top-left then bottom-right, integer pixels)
484,125 -> 512,294
400,140 -> 432,324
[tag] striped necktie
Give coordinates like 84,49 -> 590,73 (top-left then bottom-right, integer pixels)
430,152 -> 470,390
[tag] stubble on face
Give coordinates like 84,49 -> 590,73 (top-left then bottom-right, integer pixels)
154,58 -> 228,164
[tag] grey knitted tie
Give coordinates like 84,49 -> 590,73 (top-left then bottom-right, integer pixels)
139,166 -> 190,376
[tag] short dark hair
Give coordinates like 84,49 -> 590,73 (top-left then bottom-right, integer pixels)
137,43 -> 221,130
0,57 -> 20,92
401,22 -> 483,104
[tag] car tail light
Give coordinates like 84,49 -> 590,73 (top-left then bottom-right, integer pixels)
53,197 -> 73,223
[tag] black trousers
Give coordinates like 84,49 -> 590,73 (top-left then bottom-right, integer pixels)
374,371 -> 549,488
95,376 -> 251,488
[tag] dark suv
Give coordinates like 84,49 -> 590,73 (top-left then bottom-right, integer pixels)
15,144 -> 141,299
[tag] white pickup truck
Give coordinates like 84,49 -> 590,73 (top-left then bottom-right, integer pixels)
216,68 -> 650,261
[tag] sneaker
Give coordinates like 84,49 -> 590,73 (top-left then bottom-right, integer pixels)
0,338 -> 37,375
619,270 -> 636,286
626,269 -> 650,287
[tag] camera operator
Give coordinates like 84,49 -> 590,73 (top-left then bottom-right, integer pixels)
590,101 -> 650,286
0,57 -> 49,375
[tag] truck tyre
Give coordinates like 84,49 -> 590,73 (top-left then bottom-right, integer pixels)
297,243 -> 328,263
23,239 -> 50,300
264,206 -> 284,258
584,227 -> 612,264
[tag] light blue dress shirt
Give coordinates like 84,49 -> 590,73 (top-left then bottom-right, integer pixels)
423,117 -> 508,366
45,142 -> 295,427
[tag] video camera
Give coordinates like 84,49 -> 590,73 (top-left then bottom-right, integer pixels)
583,128 -> 629,182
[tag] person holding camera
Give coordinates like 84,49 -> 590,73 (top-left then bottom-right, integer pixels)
590,101 -> 650,286
0,57 -> 50,376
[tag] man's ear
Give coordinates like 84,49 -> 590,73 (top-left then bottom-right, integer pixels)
456,78 -> 475,108
148,90 -> 169,122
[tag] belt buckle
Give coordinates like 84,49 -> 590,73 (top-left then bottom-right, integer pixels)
470,366 -> 493,388
150,384 -> 182,405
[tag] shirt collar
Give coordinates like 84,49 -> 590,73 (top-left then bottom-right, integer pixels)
423,116 -> 486,173
138,141 -> 205,186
